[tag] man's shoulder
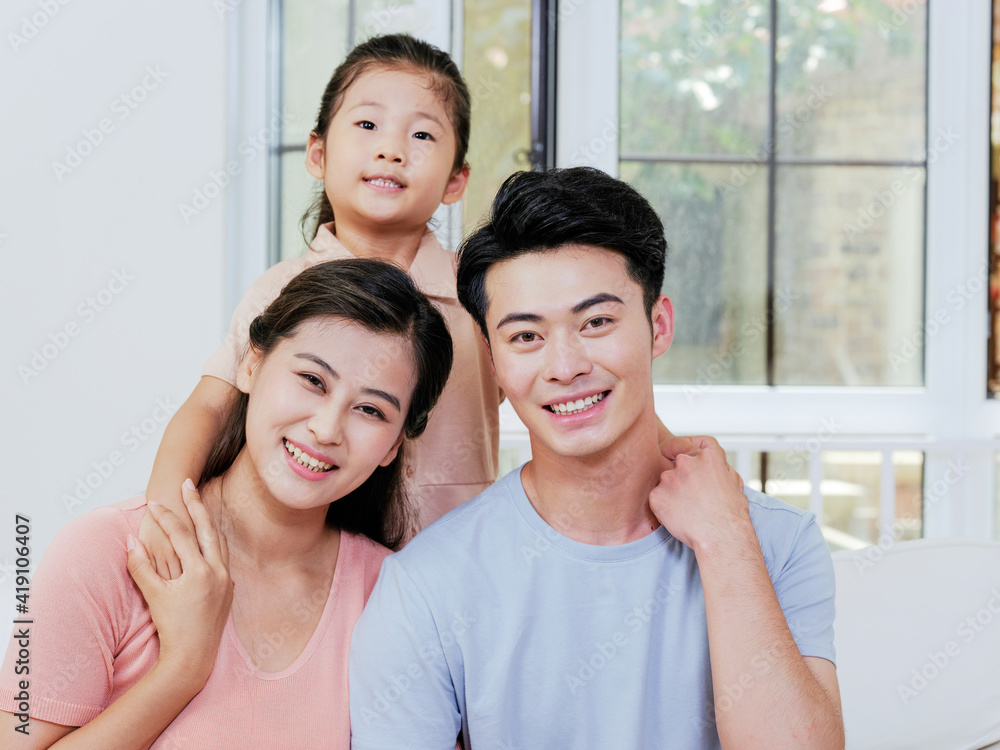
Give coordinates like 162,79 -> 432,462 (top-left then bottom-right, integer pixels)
743,487 -> 829,577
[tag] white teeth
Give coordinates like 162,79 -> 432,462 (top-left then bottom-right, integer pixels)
367,177 -> 401,188
548,392 -> 606,416
284,439 -> 333,473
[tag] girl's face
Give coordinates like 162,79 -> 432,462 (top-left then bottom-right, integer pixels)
305,67 -> 468,235
240,316 -> 417,514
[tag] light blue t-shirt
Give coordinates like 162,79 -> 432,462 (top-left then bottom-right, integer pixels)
349,466 -> 836,749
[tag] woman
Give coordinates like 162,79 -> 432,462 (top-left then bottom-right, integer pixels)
0,258 -> 453,749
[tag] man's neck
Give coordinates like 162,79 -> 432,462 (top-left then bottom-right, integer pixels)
521,412 -> 669,546
332,219 -> 425,269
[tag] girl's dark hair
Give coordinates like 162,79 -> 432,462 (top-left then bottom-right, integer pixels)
301,33 -> 472,242
200,258 -> 453,550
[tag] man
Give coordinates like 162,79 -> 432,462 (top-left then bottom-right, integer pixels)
349,167 -> 843,749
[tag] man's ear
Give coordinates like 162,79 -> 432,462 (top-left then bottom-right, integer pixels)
651,294 -> 674,359
441,164 -> 470,206
304,131 -> 326,180
379,430 -> 405,467
235,347 -> 263,394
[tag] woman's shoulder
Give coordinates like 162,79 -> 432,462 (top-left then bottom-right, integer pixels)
339,531 -> 392,600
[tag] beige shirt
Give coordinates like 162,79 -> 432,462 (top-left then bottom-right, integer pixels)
203,224 -> 501,532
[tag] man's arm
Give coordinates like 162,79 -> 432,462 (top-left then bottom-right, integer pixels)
649,437 -> 844,749
139,375 -> 237,578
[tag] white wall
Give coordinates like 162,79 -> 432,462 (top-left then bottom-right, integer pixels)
0,0 -> 230,642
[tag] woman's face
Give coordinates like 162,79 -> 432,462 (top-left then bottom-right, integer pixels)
241,316 -> 417,513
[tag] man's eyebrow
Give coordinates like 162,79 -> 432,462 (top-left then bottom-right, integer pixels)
571,293 -> 624,315
496,312 -> 543,329
294,353 -> 401,411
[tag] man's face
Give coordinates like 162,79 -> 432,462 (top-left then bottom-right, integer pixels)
483,245 -> 673,460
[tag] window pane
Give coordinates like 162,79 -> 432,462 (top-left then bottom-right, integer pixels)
282,0 -> 350,147
354,0 -> 454,47
462,0 -> 532,234
776,0 -> 927,161
279,154 -> 317,261
774,165 -> 925,386
620,0 -> 770,156
621,161 -> 768,384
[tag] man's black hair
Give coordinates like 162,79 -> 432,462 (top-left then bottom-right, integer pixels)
456,167 -> 667,338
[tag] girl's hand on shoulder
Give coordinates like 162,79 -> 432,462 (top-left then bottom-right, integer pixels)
137,489 -> 193,581
128,479 -> 233,690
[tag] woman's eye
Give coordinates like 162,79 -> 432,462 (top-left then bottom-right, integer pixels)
300,373 -> 324,390
358,404 -> 387,421
358,120 -> 376,130
413,131 -> 435,141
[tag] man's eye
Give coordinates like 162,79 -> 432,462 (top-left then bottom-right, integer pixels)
512,332 -> 537,343
358,120 -> 376,130
586,317 -> 611,329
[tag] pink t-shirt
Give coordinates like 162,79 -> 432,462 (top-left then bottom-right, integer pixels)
203,224 -> 502,532
0,497 -> 389,749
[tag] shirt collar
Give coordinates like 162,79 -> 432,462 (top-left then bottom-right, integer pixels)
310,223 -> 457,300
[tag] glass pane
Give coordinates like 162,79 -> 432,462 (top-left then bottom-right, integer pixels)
760,451 -> 810,512
774,165 -> 925,386
282,0 -> 350,147
462,0 -> 532,235
620,0 -> 771,157
821,450 -> 880,547
621,161 -> 768,384
354,0 -> 454,47
892,450 -> 923,541
280,154 -> 317,261
776,0 -> 927,161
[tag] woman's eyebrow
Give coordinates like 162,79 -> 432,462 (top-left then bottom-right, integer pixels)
295,353 -> 401,411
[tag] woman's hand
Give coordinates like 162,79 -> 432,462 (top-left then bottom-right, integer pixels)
127,479 -> 233,692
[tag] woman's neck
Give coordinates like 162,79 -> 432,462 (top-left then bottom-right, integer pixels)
200,451 -> 336,571
331,219 -> 426,269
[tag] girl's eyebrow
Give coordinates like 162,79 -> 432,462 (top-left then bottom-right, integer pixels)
347,101 -> 444,128
294,353 -> 401,411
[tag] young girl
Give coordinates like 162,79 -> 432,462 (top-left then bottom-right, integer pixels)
141,34 -> 500,575
0,258 -> 454,748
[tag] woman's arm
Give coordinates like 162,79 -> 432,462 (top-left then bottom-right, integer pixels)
139,376 -> 237,579
4,485 -> 233,750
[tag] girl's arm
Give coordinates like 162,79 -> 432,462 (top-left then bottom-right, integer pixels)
139,375 -> 237,579
2,485 -> 233,750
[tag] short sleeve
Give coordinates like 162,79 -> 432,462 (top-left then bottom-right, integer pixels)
0,505 -> 147,726
772,513 -> 837,665
349,555 -> 461,750
202,259 -> 305,389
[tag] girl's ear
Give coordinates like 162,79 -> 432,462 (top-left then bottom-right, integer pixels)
440,164 -> 470,206
305,131 -> 326,180
378,430 -> 406,467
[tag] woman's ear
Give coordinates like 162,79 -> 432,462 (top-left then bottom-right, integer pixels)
378,430 -> 405,467
236,347 -> 263,394
304,131 -> 326,180
440,164 -> 470,206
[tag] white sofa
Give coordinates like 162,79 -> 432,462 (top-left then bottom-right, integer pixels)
832,538 -> 1000,749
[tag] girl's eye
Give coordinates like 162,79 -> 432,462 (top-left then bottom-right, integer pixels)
358,404 -> 387,421
357,120 -> 376,130
511,332 -> 538,343
300,373 -> 325,390
413,131 -> 435,141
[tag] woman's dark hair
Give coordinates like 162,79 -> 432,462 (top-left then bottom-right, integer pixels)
300,33 -> 472,241
456,167 -> 668,340
200,258 -> 453,550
